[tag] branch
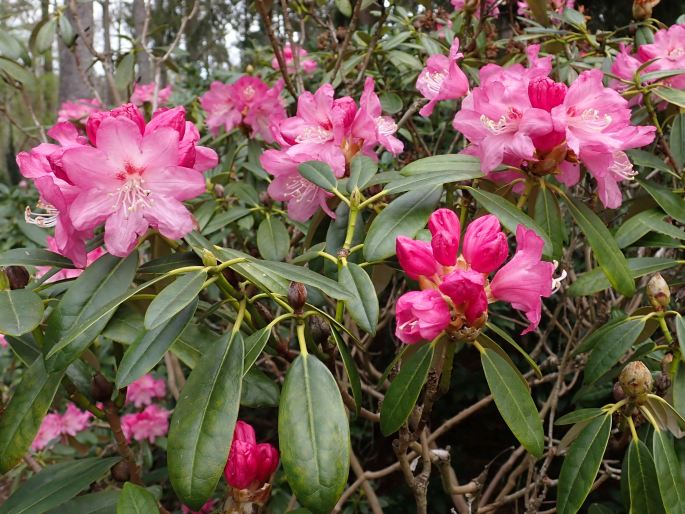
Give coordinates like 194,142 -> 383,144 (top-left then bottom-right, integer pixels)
256,0 -> 298,98
331,0 -> 363,83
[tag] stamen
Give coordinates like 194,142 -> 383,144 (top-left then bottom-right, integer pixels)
480,114 -> 508,134
551,260 -> 567,294
25,202 -> 59,228
375,117 -> 397,136
580,108 -> 612,130
109,176 -> 153,213
295,126 -> 333,144
423,71 -> 446,95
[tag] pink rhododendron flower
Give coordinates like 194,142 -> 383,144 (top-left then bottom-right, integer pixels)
36,237 -> 105,282
182,500 -> 218,514
126,374 -> 167,407
31,413 -> 63,451
121,404 -> 170,443
130,82 -> 172,106
416,37 -> 469,117
200,76 -> 286,142
57,98 -> 102,123
395,209 -> 559,340
451,0 -> 499,17
224,420 -> 279,490
31,404 -> 92,451
272,43 -> 318,74
0,335 -> 7,349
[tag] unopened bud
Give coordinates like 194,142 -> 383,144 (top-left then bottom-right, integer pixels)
200,249 -> 218,267
309,315 -> 331,345
646,273 -> 670,310
288,282 -> 307,313
613,381 -> 626,402
661,353 -> 674,374
213,183 -> 225,198
618,361 -> 653,403
5,266 -> 29,289
632,0 -> 660,20
111,461 -> 130,482
91,374 -> 114,402
245,64 -> 254,74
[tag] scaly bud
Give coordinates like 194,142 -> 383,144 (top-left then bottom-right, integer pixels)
288,282 -> 307,313
200,249 -> 217,268
5,266 -> 29,289
91,374 -> 114,402
646,273 -> 670,310
632,0 -> 660,20
618,361 -> 653,404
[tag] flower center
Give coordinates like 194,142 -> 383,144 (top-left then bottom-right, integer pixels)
579,108 -> 612,130
667,47 -> 684,59
243,86 -> 256,100
111,173 -> 153,213
608,151 -> 636,180
285,176 -> 319,202
295,125 -> 333,144
424,71 -> 446,95
376,117 -> 397,136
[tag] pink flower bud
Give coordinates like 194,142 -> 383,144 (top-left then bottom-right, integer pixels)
438,269 -> 488,325
528,76 -> 567,112
396,237 -> 439,280
254,443 -> 279,483
428,208 -> 460,267
86,103 -> 145,145
395,290 -> 451,344
224,439 -> 258,490
461,215 -> 508,273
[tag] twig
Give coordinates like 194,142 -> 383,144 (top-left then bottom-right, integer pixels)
331,0 -> 363,83
256,0 -> 298,98
104,402 -> 142,484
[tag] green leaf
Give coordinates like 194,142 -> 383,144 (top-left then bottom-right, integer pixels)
114,52 -> 135,91
330,325 -> 362,416
399,155 -> 482,176
144,270 -> 206,330
583,318 -> 646,384
627,149 -> 673,174
652,431 -> 685,514
211,246 -> 288,295
562,193 -> 634,296
347,155 -> 377,193
485,322 -> 541,378
102,304 -> 144,344
380,344 -> 435,436
637,179 -> 685,225
379,93 -> 403,114
557,415 -> 612,514
202,207 -> 251,235
243,327 -> 272,373
364,185 -> 442,262
260,260 -> 352,301
0,289 -> 44,336
670,113 -> 685,171
480,348 -> 544,457
257,217 -> 290,261
167,331 -> 244,509
384,167 -> 483,194
138,253 -> 202,274
279,354 -> 350,514
335,0 -> 352,16
534,186 -> 564,260
615,209 -> 685,248
0,32 -> 23,60
0,457 -> 120,514
466,187 -> 552,256
241,367 -> 280,408
653,87 -> 685,109
0,57 -> 35,85
116,483 -> 158,514
339,263 -> 378,335
298,161 -> 338,192
44,252 -> 139,371
477,334 -> 527,387
569,257 -> 678,296
555,408 -> 604,426
0,248 -> 74,268
116,299 -> 197,389
32,18 -> 56,54
676,315 -> 685,362
673,361 -> 685,418
58,15 -> 75,47
627,439 -> 665,514
562,7 -> 586,29
46,490 -> 120,514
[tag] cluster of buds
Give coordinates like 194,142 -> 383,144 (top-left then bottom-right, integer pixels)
617,361 -> 653,406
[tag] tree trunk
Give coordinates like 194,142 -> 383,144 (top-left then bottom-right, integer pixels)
58,0 -> 94,103
132,0 -> 152,83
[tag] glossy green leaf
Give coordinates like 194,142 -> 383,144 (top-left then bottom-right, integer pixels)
569,257 -> 678,296
627,149 -> 673,174
557,415 -> 612,514
399,154 -> 481,176
652,430 -> 685,514
589,504 -> 618,514
380,343 -> 435,435
335,0 -> 352,16
0,457 -> 119,514
46,490 -> 120,514
58,15 -> 75,47
670,113 -> 685,171
347,155 -> 377,192
379,92 -> 402,114
4,334 -> 41,365
0,57 -> 35,85
167,331 -> 244,509
144,270 -> 206,330
202,207 -> 251,235
584,318 -> 646,384
243,327 -> 271,373
116,483 -> 158,514
562,7 -> 586,28
644,396 -> 685,438
637,179 -> 685,224
33,18 -> 56,54
480,348 -> 544,457
211,246 -> 288,295
0,358 -> 63,472
477,334 -> 527,387
485,322 -> 541,378
298,161 -> 338,192
562,194 -> 634,296
171,324 -> 220,369
534,186 -> 564,260
257,217 -> 290,261
673,362 -> 685,418
677,315 -> 685,361
339,263 -> 378,335
627,439 -> 665,514
0,248 -> 74,268
653,87 -> 685,109
0,289 -> 44,336
279,354 -> 350,514
615,209 -> 685,248
114,52 -> 135,91
102,304 -> 144,344
241,367 -> 280,408
260,260 -> 352,301
555,408 -> 604,426
364,185 -> 442,262
330,324 -> 362,416
116,299 -> 197,389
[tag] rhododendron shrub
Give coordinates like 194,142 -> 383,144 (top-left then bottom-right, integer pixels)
1,3 -> 684,514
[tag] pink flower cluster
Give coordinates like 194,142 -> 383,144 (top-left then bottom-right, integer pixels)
396,209 -> 557,343
416,37 -> 469,116
260,79 -> 403,221
121,404 -> 170,444
272,43 -> 317,74
224,420 -> 279,490
32,404 -> 91,451
57,98 -> 102,123
200,76 -> 286,142
452,46 -> 656,208
130,82 -> 173,107
126,374 -> 167,407
611,24 -> 685,94
17,104 -> 217,262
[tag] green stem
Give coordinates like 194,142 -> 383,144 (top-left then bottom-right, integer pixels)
296,321 -> 308,356
658,314 -> 674,344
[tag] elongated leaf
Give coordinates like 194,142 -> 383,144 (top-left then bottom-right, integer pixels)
562,194 -> 634,296
330,325 -> 362,416
279,354 -> 350,514
380,344 -> 434,435
555,408 -> 604,426
46,490 -> 120,514
627,439 -> 665,514
299,161 -> 338,192
257,217 -> 290,261
0,57 -> 35,85
139,252 -> 202,274
260,260 -> 352,301
400,154 -> 481,176
615,209 -> 685,248
167,332 -> 244,509
670,113 -> 685,171
339,263 -> 378,335
584,318 -> 646,384
570,257 -> 678,296
116,299 -> 197,389
102,304 -> 144,344
534,186 -> 564,260
347,155 -> 377,192
0,248 -> 74,268
653,87 -> 685,109
116,483 -> 158,514
627,149 -> 673,174
652,431 -> 685,514
557,415 -> 612,514
0,358 -> 63,472
637,179 -> 685,224
144,270 -> 206,330
364,186 -> 442,261
0,289 -> 44,336
385,168 -> 483,194
485,322 -> 541,378
243,327 -> 271,373
202,207 -> 251,235
211,246 -> 288,295
32,18 -> 56,54
481,348 -> 544,457
241,368 -> 280,408
677,315 -> 685,360
673,362 -> 685,418
477,334 -> 527,387
466,187 -> 552,256
0,457 -> 120,514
